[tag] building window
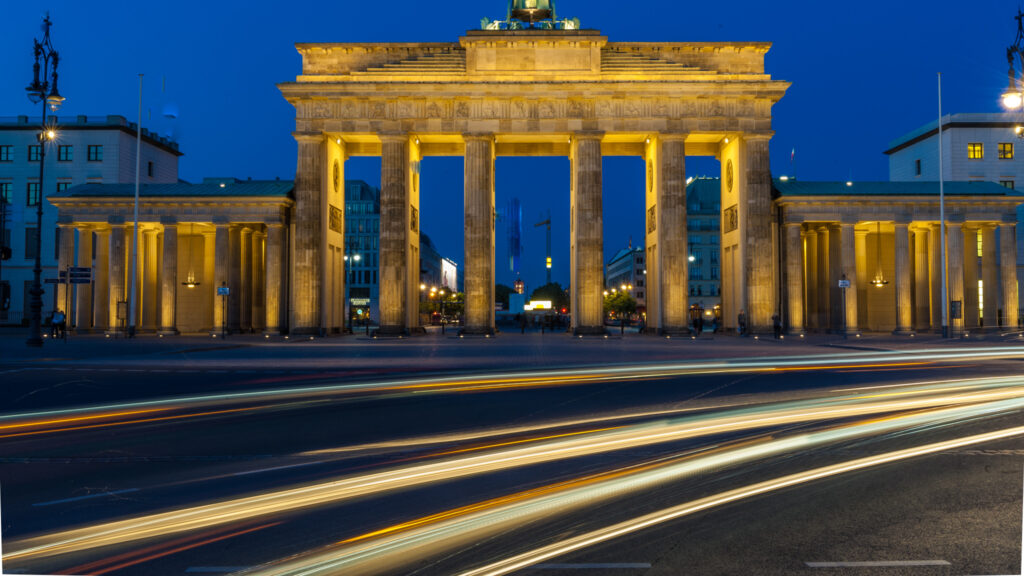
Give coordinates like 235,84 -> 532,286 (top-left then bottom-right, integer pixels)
711,267 -> 720,280
24,228 -> 38,260
915,159 -> 921,176
28,145 -> 41,162
637,291 -> 644,299
56,182 -> 70,193
967,143 -> 983,160
0,146 -> 11,162
1000,180 -> 1015,189
0,182 -> 10,204
999,143 -> 1014,160
57,145 -> 72,162
87,145 -> 103,162
26,182 -> 40,206
147,161 -> 154,177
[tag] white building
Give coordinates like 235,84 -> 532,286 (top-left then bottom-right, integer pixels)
0,115 -> 181,325
885,112 -> 1024,324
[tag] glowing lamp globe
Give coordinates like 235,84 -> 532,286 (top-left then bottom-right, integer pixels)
511,0 -> 553,23
1003,91 -> 1023,110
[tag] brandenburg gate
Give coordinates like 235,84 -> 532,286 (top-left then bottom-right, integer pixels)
279,15 -> 789,335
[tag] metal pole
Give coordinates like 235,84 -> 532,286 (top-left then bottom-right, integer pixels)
128,74 -> 142,338
27,101 -> 48,347
938,73 -> 949,338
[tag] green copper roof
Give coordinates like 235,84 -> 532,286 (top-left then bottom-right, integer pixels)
52,178 -> 294,199
774,179 -> 1024,197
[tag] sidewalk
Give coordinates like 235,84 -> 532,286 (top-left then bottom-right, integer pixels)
2,325 -> 1021,375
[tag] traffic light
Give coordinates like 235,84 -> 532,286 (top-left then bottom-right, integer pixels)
0,246 -> 10,261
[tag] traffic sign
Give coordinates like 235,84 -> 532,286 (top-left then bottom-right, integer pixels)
70,278 -> 92,284
70,266 -> 91,274
44,278 -> 61,284
217,286 -> 230,296
838,279 -> 851,289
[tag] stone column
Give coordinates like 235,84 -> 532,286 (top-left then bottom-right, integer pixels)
252,230 -> 265,332
75,228 -> 93,332
854,229 -> 868,330
142,229 -> 159,331
785,222 -> 804,333
817,226 -> 832,330
159,221 -> 178,335
828,226 -> 842,331
962,226 -> 979,330
463,134 -> 496,335
893,222 -> 913,334
240,227 -> 253,333
912,226 -> 930,331
212,223 -> 229,336
107,223 -> 126,334
264,223 -> 285,335
292,132 -> 324,335
804,230 -> 818,331
744,136 -> 775,332
929,224 -> 942,331
93,228 -> 110,332
570,132 -> 605,335
657,134 -> 689,334
981,225 -> 998,329
839,222 -> 859,334
947,221 -> 965,334
227,225 -> 242,333
379,134 -> 411,335
1000,219 -> 1020,328
56,223 -> 75,322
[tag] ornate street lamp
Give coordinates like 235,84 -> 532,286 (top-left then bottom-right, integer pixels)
24,14 -> 65,348
1002,9 -> 1024,124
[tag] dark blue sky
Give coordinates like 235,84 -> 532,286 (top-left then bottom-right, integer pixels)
0,1 -> 1010,291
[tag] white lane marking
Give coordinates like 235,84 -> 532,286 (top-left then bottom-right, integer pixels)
806,561 -> 951,568
231,461 -> 322,477
32,488 -> 139,507
530,564 -> 651,570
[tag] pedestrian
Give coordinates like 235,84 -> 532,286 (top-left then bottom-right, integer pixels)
52,309 -> 65,339
772,314 -> 782,339
737,310 -> 747,336
696,313 -> 704,335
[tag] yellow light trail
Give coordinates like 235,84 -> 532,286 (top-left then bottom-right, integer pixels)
7,378 -> 1024,567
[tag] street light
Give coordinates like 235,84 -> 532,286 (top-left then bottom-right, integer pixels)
344,253 -> 361,333
24,14 -> 64,348
1003,10 -> 1024,124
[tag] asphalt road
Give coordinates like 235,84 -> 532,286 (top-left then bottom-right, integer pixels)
0,335 -> 1022,575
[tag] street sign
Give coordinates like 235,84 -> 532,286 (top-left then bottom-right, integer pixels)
70,266 -> 91,274
70,278 -> 92,284
44,278 -> 61,284
217,286 -> 230,296
349,298 -> 370,306
838,279 -> 851,289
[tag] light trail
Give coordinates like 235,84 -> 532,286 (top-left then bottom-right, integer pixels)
7,377 -> 1024,567
456,425 -> 1024,576
2,347 -> 1023,440
235,402 -> 1024,576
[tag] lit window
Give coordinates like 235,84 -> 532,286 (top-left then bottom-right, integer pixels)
1000,180 -> 1015,190
57,145 -> 72,162
967,143 -> 983,160
56,182 -> 70,193
999,143 -> 1014,160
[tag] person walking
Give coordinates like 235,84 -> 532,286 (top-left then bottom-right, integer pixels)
737,310 -> 747,336
52,309 -> 65,340
772,314 -> 782,339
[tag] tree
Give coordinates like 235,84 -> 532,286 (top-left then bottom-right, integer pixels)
604,291 -> 637,322
495,284 -> 514,310
529,282 -> 569,311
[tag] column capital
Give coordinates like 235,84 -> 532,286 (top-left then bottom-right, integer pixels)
293,131 -> 324,144
893,221 -> 910,230
946,220 -> 964,229
264,219 -> 285,228
159,216 -> 178,226
107,215 -> 126,226
979,222 -> 999,231
854,228 -> 868,237
572,130 -> 605,142
839,217 -> 858,227
462,132 -> 495,143
378,132 -> 409,144
742,132 -> 775,143
783,218 -> 804,227
657,132 -> 689,143
1002,213 -> 1019,224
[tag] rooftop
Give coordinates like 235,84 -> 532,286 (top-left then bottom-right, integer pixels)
774,179 -> 1024,197
884,113 -> 1021,155
51,178 -> 293,199
0,114 -> 182,156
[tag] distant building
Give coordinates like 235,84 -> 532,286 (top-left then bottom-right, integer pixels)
885,112 -> 1024,312
344,180 -> 380,326
605,245 -> 645,311
0,115 -> 181,325
686,177 -> 723,313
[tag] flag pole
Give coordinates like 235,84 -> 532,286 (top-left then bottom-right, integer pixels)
128,74 -> 142,337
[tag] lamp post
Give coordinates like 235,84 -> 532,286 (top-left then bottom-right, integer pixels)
24,14 -> 65,348
344,253 -> 360,333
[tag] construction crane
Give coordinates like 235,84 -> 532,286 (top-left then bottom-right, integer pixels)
535,210 -> 552,285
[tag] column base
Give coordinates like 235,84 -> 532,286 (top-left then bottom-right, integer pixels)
892,329 -> 915,336
289,327 -> 320,337
572,326 -> 607,336
461,326 -> 495,336
157,328 -> 179,336
659,326 -> 691,337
